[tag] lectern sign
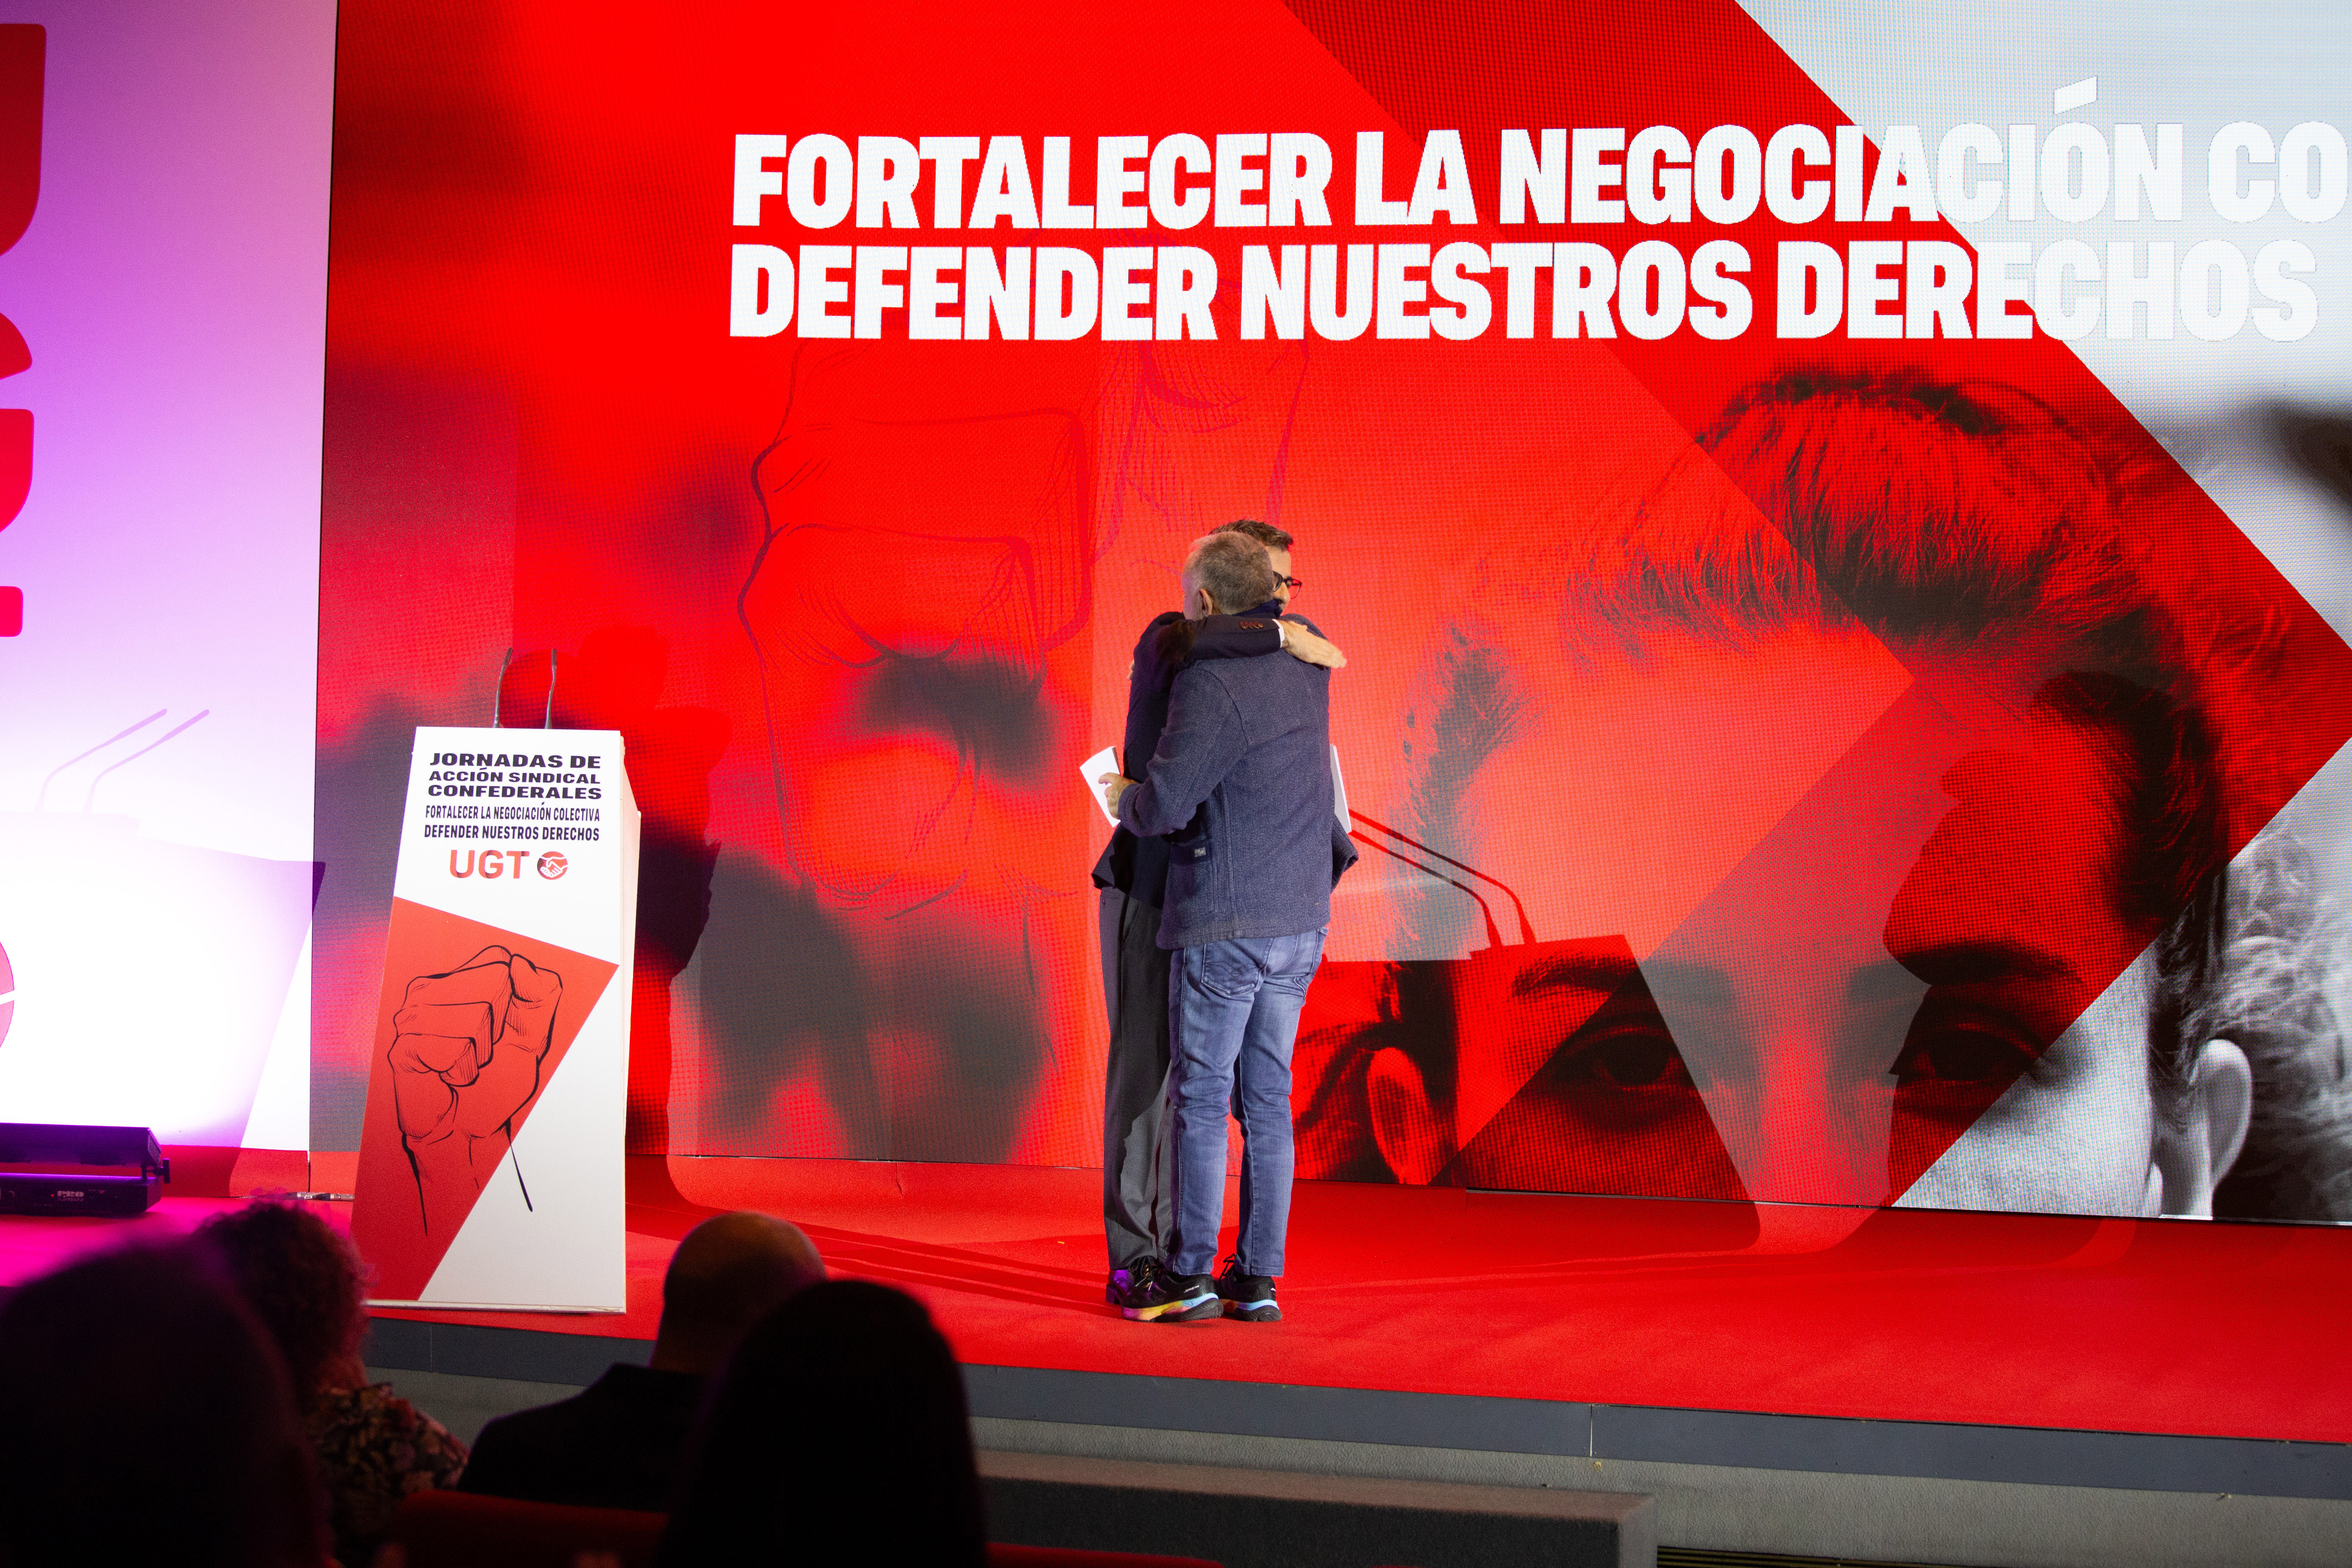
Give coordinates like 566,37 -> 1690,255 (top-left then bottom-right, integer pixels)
352,728 -> 639,1311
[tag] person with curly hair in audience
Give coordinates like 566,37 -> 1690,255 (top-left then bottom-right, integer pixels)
199,1197 -> 468,1567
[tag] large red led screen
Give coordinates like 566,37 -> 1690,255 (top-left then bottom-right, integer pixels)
315,0 -> 2352,1225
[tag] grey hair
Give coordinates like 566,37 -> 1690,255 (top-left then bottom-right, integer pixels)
2199,829 -> 2352,1221
1182,530 -> 1278,616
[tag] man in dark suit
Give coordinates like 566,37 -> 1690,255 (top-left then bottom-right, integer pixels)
1102,531 -> 1356,1324
457,1211 -> 822,1510
1093,521 -> 1344,1320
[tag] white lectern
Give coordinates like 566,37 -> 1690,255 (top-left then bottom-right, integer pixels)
351,728 -> 639,1311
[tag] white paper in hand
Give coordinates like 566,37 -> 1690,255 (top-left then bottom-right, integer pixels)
1081,745 -> 1122,826
1330,744 -> 1351,828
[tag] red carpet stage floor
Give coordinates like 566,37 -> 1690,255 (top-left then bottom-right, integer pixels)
7,1155 -> 2351,1454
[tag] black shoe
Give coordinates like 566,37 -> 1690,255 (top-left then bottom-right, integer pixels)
1109,1258 -> 1220,1323
1214,1254 -> 1281,1323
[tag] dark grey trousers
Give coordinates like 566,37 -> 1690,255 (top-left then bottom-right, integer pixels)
1100,887 -> 1175,1270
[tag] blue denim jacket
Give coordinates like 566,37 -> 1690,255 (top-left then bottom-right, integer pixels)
1114,603 -> 1356,949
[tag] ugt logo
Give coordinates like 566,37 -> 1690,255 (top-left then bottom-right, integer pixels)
448,848 -> 575,881
449,849 -> 533,880
0,28 -> 40,639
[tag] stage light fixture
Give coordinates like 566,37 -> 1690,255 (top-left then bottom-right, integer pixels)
0,1122 -> 168,1216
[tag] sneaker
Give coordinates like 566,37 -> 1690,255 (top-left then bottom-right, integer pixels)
1214,1254 -> 1281,1323
1109,1257 -> 1220,1323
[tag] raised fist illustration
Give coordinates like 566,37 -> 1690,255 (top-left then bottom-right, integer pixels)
388,946 -> 563,1236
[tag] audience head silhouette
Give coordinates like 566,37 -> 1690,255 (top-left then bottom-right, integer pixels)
0,1243 -> 328,1568
652,1210 -> 825,1375
196,1195 -> 370,1412
658,1280 -> 984,1566
457,1210 -> 822,1515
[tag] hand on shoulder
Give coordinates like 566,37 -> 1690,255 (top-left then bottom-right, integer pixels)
1280,621 -> 1346,669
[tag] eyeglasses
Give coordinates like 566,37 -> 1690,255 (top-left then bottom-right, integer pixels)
1276,575 -> 1303,592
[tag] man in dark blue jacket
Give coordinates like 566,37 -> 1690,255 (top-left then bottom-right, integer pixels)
1101,531 -> 1355,1324
460,1211 -> 822,1508
1091,520 -> 1344,1320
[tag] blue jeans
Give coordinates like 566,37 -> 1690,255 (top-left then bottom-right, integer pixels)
1165,928 -> 1327,1277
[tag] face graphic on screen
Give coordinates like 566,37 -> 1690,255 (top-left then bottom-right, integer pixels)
1382,650 -> 2233,1216
1346,372 -> 2344,1221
